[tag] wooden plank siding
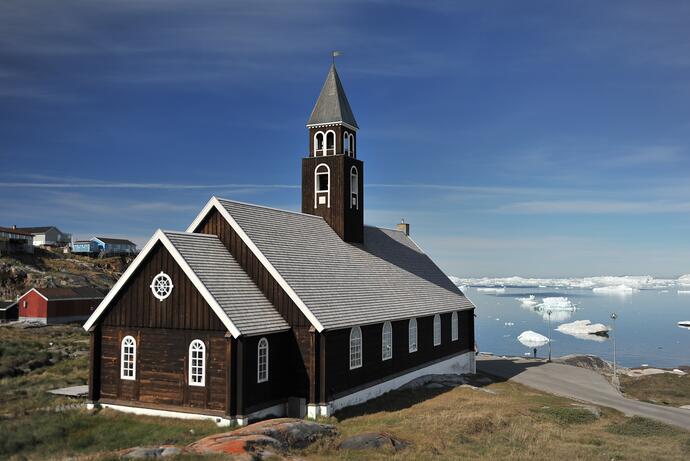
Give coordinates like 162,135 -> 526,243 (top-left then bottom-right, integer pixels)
94,242 -> 230,412
324,310 -> 475,400
301,154 -> 364,243
194,209 -> 313,401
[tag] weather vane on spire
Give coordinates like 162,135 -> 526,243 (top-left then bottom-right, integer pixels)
331,50 -> 341,65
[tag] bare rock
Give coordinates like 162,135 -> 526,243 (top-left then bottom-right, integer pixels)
121,446 -> 182,458
189,418 -> 337,458
339,432 -> 408,451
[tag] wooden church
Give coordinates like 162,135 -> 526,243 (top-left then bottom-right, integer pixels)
83,65 -> 476,426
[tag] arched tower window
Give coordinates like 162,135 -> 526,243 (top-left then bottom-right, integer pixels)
349,133 -> 355,157
257,337 -> 269,383
408,318 -> 418,353
349,326 -> 362,369
382,321 -> 392,361
314,163 -> 330,208
325,130 -> 336,155
314,132 -> 324,156
189,339 -> 206,387
344,131 -> 350,155
350,166 -> 359,209
451,311 -> 459,341
120,335 -> 136,380
433,314 -> 441,346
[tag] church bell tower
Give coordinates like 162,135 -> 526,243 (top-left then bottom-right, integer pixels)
302,65 -> 364,243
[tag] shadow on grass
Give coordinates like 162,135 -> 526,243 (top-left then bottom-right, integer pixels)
332,371 -> 501,421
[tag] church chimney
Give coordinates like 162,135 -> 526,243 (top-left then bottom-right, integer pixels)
396,219 -> 410,236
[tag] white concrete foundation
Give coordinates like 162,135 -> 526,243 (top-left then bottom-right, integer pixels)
311,351 -> 474,418
90,402 -> 234,427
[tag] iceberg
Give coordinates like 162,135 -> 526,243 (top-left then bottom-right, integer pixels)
517,330 -> 550,348
556,320 -> 610,342
451,275 -> 679,292
516,295 -> 538,308
593,285 -> 638,295
477,287 -> 506,294
678,290 -> 690,294
678,321 -> 690,327
539,297 -> 575,310
679,274 -> 690,286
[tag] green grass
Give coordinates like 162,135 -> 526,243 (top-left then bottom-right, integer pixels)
530,406 -> 599,425
621,373 -> 690,407
606,416 -> 682,437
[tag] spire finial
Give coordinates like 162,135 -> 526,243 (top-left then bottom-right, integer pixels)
331,50 -> 341,66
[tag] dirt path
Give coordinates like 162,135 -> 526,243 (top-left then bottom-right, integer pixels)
477,355 -> 690,431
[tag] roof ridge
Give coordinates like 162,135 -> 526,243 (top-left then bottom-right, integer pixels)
163,230 -> 218,238
215,197 -> 324,219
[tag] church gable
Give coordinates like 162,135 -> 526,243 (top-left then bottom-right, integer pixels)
101,241 -> 226,331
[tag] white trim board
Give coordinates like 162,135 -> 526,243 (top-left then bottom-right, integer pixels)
186,197 -> 325,332
82,229 -> 241,337
90,403 -> 234,427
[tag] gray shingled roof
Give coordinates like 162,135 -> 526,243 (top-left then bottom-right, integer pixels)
164,231 -> 289,336
307,65 -> 358,128
216,199 -> 474,330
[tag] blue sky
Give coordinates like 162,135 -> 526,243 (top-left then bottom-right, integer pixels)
1,0 -> 689,277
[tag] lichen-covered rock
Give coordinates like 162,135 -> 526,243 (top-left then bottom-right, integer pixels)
339,432 -> 408,451
121,445 -> 182,458
188,418 -> 337,458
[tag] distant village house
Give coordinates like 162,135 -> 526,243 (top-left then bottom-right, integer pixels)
0,300 -> 18,323
0,226 -> 34,255
15,226 -> 71,247
18,287 -> 105,324
72,237 -> 137,256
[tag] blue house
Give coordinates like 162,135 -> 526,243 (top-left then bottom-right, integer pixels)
72,237 -> 137,256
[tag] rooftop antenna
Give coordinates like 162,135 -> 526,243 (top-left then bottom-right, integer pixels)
332,50 -> 341,66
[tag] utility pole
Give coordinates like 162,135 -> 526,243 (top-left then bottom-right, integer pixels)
611,312 -> 619,390
547,309 -> 552,362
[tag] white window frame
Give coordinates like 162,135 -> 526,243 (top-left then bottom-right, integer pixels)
350,166 -> 359,209
433,314 -> 441,346
408,318 -> 418,353
314,131 -> 325,156
452,311 -> 459,341
314,163 -> 330,209
120,335 -> 136,380
382,321 -> 392,361
350,133 -> 355,157
349,326 -> 362,369
257,337 -> 269,383
188,339 -> 206,387
343,130 -> 350,155
325,130 -> 336,155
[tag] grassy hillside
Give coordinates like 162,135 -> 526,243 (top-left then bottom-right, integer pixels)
0,247 -> 126,300
1,324 -> 688,460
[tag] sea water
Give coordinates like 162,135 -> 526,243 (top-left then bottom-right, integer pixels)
456,281 -> 690,368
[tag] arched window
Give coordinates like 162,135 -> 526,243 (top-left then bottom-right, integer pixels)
325,130 -> 336,155
433,314 -> 441,346
350,133 -> 355,157
408,318 -> 418,353
349,326 -> 362,369
120,335 -> 136,380
350,166 -> 359,209
451,312 -> 459,341
344,131 -> 350,155
189,339 -> 206,387
257,337 -> 269,383
314,132 -> 324,156
382,321 -> 392,361
314,163 -> 330,208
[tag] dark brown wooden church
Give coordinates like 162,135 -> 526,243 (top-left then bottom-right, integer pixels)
84,65 -> 476,426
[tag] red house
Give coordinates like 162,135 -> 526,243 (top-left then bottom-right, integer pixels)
18,287 -> 105,324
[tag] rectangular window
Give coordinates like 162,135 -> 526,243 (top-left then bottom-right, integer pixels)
317,174 -> 329,192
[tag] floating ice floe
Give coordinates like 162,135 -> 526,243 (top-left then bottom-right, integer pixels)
538,297 -> 576,310
504,322 -> 515,326
451,274 -> 685,292
556,320 -> 610,342
477,287 -> 506,294
678,290 -> 690,294
517,330 -> 550,348
678,321 -> 690,330
593,285 -> 638,295
516,295 -> 538,308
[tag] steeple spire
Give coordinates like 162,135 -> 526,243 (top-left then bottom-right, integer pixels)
307,65 -> 358,129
